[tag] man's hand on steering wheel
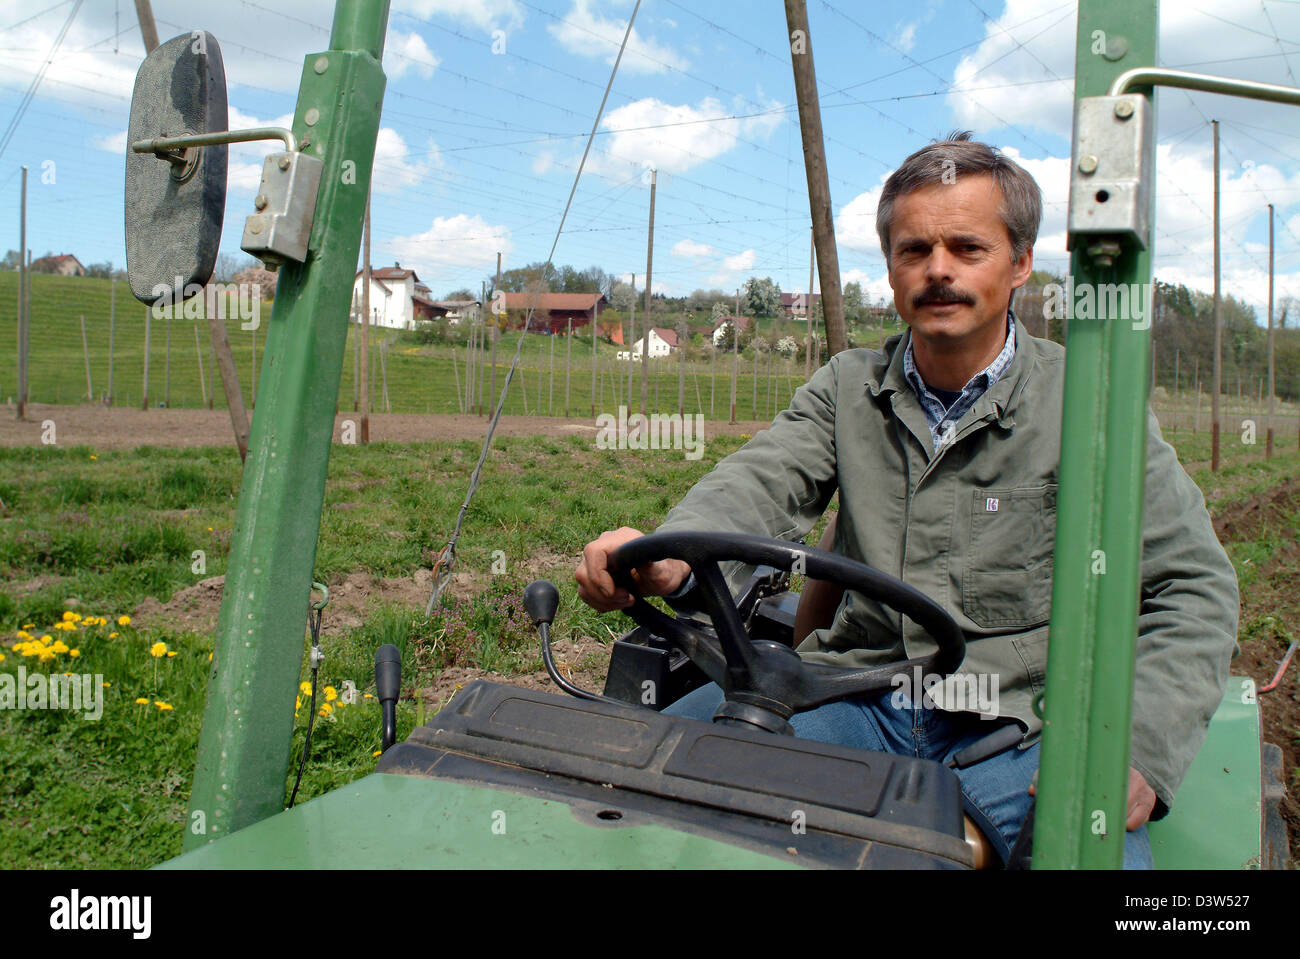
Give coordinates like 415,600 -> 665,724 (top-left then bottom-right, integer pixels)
575,527 -> 691,613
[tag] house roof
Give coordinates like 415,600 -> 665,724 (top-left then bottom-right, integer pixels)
31,253 -> 84,269
429,299 -> 479,310
780,292 -> 820,309
712,314 -> 750,331
501,292 -> 607,311
650,326 -> 678,346
357,265 -> 420,282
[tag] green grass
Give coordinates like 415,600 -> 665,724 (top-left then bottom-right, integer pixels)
0,271 -> 904,419
1,405 -> 1297,868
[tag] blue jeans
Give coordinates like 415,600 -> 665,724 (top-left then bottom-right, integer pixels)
665,682 -> 1153,869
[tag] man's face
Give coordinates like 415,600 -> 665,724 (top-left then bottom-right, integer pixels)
886,173 -> 1032,346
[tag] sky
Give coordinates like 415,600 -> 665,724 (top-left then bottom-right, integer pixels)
3,0 -> 1300,318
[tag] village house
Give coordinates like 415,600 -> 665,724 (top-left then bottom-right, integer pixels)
617,326 -> 677,361
710,314 -> 751,347
29,253 -> 86,276
781,292 -> 820,320
350,263 -> 440,329
500,292 -> 607,335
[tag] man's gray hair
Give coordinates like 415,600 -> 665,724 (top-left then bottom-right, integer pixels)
876,131 -> 1042,265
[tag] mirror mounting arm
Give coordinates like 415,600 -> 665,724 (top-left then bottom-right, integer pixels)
131,125 -> 300,163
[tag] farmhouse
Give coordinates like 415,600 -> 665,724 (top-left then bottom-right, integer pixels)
781,292 -> 820,320
351,264 -> 440,330
500,292 -> 607,335
711,314 -> 750,346
617,326 -> 677,361
29,253 -> 86,276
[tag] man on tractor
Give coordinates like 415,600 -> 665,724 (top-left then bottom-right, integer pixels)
575,131 -> 1239,869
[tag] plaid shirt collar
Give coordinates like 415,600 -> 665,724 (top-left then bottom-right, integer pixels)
903,310 -> 1018,451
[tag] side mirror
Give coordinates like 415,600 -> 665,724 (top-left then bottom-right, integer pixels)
125,31 -> 228,307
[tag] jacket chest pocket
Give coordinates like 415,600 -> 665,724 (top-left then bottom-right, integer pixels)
962,484 -> 1056,628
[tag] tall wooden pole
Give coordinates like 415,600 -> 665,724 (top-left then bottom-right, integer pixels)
1267,202 -> 1276,459
642,171 -> 656,415
806,226 -> 815,380
565,316 -> 572,416
1211,119 -> 1222,472
142,305 -> 151,410
195,322 -> 208,407
165,313 -> 172,407
627,274 -> 636,407
730,290 -> 739,423
16,166 -> 26,420
360,192 -> 371,443
133,0 -> 160,52
493,252 -> 502,415
107,277 -> 116,405
784,0 -> 847,356
80,315 -> 93,400
678,314 -> 686,415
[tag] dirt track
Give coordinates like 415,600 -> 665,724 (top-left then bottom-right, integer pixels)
0,403 -> 775,450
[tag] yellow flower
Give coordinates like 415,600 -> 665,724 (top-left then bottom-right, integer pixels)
50,640 -> 69,654
372,750 -> 382,757
69,649 -> 80,658
0,653 -> 5,663
109,632 -> 119,639
54,622 -> 75,632
62,611 -> 80,623
166,651 -> 177,658
117,615 -> 131,627
15,630 -> 30,641
208,652 -> 213,661
149,642 -> 168,658
324,686 -> 338,703
102,681 -> 111,688
89,454 -> 97,460
207,527 -> 213,532
18,644 -> 37,658
21,623 -> 34,630
37,648 -> 55,663
319,703 -> 333,718
295,696 -> 303,710
135,697 -> 150,705
154,701 -> 174,711
363,692 -> 373,699
39,635 -> 51,644
299,681 -> 312,696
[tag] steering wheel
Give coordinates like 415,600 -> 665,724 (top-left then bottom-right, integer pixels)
609,530 -> 965,735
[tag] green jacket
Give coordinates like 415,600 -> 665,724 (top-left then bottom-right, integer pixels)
656,327 -> 1239,817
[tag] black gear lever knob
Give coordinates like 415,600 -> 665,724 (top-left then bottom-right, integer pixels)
523,580 -> 560,625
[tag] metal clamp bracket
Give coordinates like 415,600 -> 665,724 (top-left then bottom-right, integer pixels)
1067,94 -> 1154,257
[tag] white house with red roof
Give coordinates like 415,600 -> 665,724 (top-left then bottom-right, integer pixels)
351,263 -> 440,330
617,326 -> 677,361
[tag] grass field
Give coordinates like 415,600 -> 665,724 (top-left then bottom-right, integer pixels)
0,271 -> 904,419
2,360 -> 1298,869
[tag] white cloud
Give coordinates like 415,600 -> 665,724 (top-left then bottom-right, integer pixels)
384,29 -> 440,80
389,213 -> 514,277
395,0 -> 524,31
589,95 -> 784,179
836,180 -> 888,252
672,239 -> 718,258
706,248 -> 756,286
547,0 -> 687,75
897,23 -> 917,53
532,151 -> 555,175
841,268 -> 895,306
371,127 -> 437,193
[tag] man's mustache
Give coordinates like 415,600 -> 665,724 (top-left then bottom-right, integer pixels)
913,284 -> 975,308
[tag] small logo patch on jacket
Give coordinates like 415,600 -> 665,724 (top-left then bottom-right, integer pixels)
986,497 -> 999,512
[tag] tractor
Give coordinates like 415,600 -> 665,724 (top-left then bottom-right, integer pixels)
119,0 -> 1289,869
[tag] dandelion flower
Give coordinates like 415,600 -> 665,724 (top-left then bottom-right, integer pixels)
299,681 -> 312,697
117,615 -> 131,627
149,642 -> 168,658
166,651 -> 177,658
319,703 -> 333,718
50,640 -> 69,654
54,622 -> 76,632
363,693 -> 373,699
154,701 -> 174,712
37,648 -> 55,663
21,623 -> 34,630
109,632 -> 119,639
39,635 -> 51,645
0,653 -> 5,663
324,685 -> 338,703
135,697 -> 150,705
102,681 -> 111,688
295,696 -> 303,710
69,649 -> 80,658
372,750 -> 382,757
62,611 -> 80,623
15,630 -> 30,641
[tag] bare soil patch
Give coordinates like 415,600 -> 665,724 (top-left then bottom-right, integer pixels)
0,403 -> 772,450
420,634 -> 611,715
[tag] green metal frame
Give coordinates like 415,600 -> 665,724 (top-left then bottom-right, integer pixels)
183,0 -> 391,851
1034,0 -> 1159,869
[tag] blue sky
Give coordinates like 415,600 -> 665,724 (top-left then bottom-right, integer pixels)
4,0 -> 1300,316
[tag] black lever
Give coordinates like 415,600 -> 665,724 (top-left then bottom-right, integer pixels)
525,579 -> 624,706
375,643 -> 401,753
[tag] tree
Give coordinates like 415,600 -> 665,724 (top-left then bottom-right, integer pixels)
743,276 -> 782,317
1,249 -> 20,270
443,288 -> 475,301
843,281 -> 865,323
710,301 -> 729,321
